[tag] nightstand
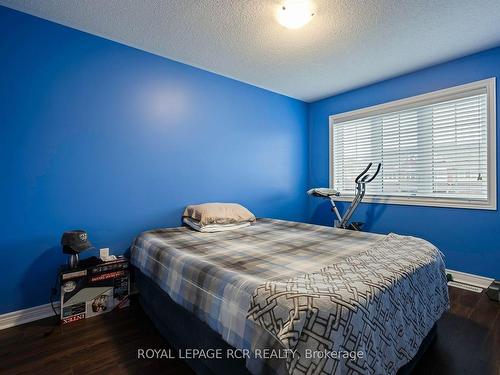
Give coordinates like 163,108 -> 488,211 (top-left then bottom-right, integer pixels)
60,256 -> 130,324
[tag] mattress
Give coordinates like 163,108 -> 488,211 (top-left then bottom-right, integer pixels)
131,218 -> 449,374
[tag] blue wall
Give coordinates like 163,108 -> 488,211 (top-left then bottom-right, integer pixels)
309,46 -> 500,279
0,6 -> 308,314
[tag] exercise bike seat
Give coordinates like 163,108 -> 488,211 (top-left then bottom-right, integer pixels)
307,188 -> 340,198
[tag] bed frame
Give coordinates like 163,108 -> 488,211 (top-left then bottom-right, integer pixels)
136,270 -> 436,375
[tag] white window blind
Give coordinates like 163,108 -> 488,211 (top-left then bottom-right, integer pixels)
330,78 -> 496,209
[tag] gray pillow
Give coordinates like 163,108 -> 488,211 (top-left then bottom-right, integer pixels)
182,203 -> 255,226
183,218 -> 251,233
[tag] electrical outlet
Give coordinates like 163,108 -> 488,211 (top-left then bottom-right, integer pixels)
99,248 -> 110,259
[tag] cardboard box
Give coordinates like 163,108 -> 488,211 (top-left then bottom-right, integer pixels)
60,257 -> 130,324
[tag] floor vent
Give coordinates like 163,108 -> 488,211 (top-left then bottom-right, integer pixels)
448,281 -> 483,293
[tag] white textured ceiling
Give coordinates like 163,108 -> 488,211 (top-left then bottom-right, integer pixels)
2,0 -> 500,102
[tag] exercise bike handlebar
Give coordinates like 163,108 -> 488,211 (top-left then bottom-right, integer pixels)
365,163 -> 381,183
355,162 -> 381,184
355,163 -> 372,183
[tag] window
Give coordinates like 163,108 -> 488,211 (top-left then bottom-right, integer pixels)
330,78 -> 496,209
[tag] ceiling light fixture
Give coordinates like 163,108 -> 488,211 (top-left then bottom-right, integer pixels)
277,1 -> 315,29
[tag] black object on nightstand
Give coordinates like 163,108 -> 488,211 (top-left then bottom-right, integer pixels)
59,256 -> 130,324
61,230 -> 94,269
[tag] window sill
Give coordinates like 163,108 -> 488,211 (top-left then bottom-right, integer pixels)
329,194 -> 496,210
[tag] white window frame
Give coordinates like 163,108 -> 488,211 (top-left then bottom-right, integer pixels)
329,78 -> 497,210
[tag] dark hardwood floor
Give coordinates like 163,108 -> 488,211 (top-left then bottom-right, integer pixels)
0,286 -> 498,375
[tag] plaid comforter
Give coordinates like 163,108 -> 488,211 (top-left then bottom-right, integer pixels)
131,218 -> 449,374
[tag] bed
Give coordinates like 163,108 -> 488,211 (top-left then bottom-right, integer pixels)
131,218 -> 449,374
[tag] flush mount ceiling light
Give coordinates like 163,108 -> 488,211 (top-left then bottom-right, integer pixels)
277,1 -> 315,29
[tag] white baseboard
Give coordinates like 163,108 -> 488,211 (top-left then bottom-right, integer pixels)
445,269 -> 494,289
0,302 -> 60,330
447,281 -> 484,293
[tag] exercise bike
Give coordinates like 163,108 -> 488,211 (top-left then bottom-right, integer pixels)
308,162 -> 381,231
